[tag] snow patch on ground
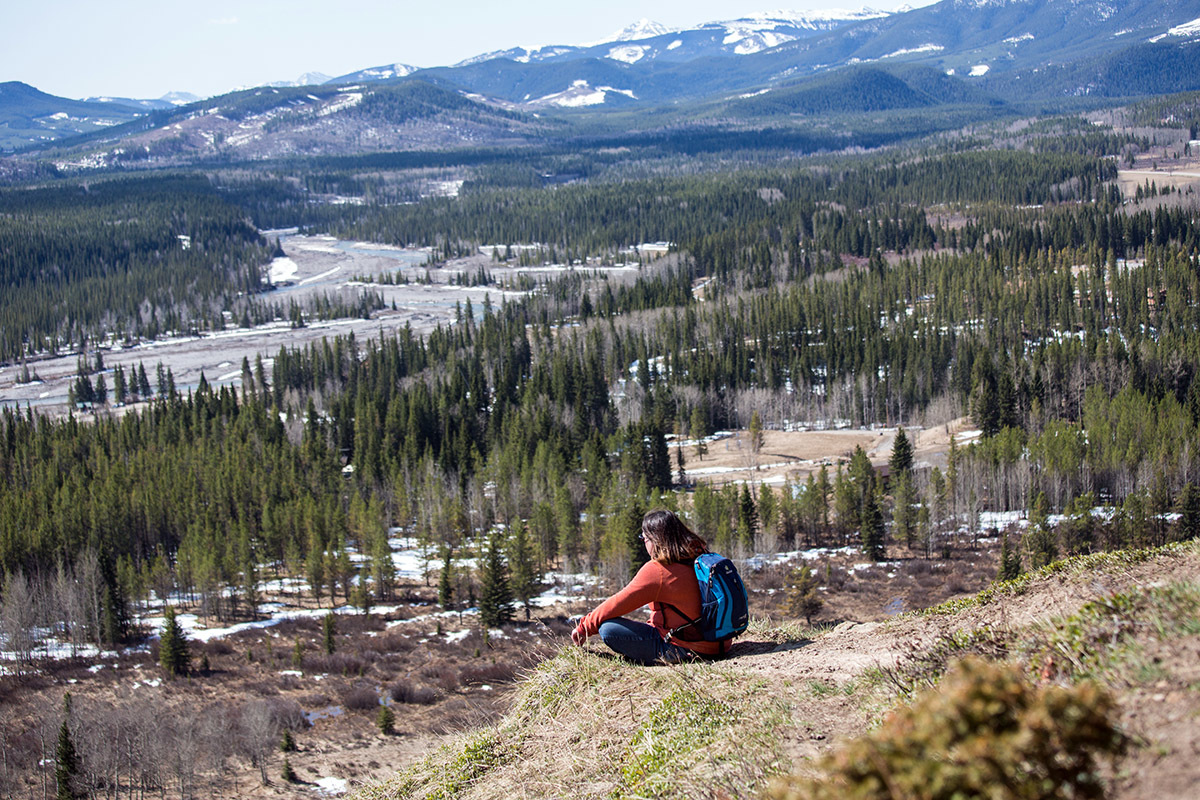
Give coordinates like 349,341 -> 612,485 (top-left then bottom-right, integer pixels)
608,45 -> 649,63
317,92 -> 363,117
882,43 -> 944,58
969,64 -> 991,76
268,256 -> 298,283
314,776 -> 349,796
531,80 -> 637,107
1151,17 -> 1200,43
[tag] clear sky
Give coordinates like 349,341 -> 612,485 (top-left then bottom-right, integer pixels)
2,1 -> 934,101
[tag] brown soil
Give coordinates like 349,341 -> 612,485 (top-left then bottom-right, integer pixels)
680,418 -> 975,487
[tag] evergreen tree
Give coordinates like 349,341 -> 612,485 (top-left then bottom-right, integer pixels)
55,693 -> 83,800
861,490 -> 886,562
889,427 -> 914,475
1026,522 -> 1058,571
507,519 -> 537,620
758,484 -> 777,544
784,565 -> 823,624
691,405 -> 709,461
322,612 -> 336,655
738,483 -> 758,548
997,532 -> 1023,581
1177,482 -> 1200,541
478,531 -> 514,628
891,472 -> 917,548
377,705 -> 396,735
438,546 -> 454,609
158,605 -> 189,677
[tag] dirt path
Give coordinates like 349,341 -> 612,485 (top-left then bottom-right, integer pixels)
718,544 -> 1200,792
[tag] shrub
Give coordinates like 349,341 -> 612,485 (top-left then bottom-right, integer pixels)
340,684 -> 380,711
458,662 -> 517,686
770,658 -> 1127,800
390,681 -> 439,705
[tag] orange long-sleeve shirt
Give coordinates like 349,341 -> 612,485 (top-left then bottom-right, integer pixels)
576,559 -> 722,657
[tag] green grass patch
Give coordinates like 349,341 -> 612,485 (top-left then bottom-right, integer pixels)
1021,581 -> 1200,682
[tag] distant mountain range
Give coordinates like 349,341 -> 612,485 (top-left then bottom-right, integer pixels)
3,0 -> 1200,156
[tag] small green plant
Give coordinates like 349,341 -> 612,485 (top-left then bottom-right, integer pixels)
281,757 -> 297,783
377,705 -> 395,736
280,729 -> 296,753
620,687 -> 736,795
769,658 -> 1127,800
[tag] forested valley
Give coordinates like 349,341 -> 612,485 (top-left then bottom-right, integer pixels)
3,95 -> 1200,798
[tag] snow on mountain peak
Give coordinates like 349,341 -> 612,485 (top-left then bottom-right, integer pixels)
589,19 -> 675,46
743,7 -> 888,25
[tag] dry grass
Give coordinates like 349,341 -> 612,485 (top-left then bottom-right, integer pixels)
352,542 -> 1200,800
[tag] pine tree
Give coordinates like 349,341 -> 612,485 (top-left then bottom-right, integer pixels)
158,605 -> 189,677
758,484 -> 778,543
322,612 -> 336,655
691,405 -> 709,461
891,472 -> 917,548
55,693 -> 82,800
478,531 -> 514,628
438,546 -> 454,609
861,490 -> 886,562
889,427 -> 914,475
508,519 -> 536,620
784,565 -> 823,624
1177,482 -> 1200,541
377,705 -> 396,735
738,484 -> 758,548
997,532 -> 1023,581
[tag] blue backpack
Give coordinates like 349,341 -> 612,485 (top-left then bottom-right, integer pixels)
665,552 -> 749,652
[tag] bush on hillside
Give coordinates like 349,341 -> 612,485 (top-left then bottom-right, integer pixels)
770,657 -> 1127,800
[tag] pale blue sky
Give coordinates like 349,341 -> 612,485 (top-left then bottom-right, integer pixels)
3,1 -> 933,101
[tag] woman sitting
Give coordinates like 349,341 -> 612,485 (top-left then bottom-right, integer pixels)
571,509 -> 722,664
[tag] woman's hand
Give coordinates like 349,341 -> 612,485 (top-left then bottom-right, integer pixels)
571,625 -> 587,646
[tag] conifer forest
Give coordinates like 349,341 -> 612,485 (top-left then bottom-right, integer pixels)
4,87 -> 1200,798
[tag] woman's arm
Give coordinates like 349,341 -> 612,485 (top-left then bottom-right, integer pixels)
572,562 -> 663,642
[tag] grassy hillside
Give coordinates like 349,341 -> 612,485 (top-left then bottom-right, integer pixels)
356,540 -> 1200,799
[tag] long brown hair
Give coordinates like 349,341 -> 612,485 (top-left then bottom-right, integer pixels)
642,510 -> 708,565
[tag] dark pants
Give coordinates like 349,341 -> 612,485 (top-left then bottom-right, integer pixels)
598,617 -> 697,665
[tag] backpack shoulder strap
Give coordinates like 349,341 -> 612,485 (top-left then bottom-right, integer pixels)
659,601 -> 701,642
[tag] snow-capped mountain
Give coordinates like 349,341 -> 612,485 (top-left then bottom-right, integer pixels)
390,8 -> 889,72
9,0 -> 1200,155
332,63 -> 419,84
268,72 -> 333,88
84,91 -> 200,111
586,18 -> 679,46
